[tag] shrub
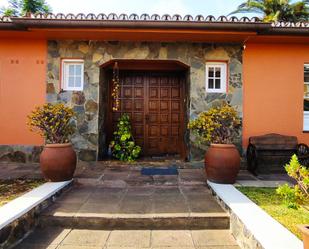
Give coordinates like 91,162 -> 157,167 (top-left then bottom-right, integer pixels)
109,114 -> 141,162
188,102 -> 241,144
27,103 -> 75,144
276,154 -> 309,209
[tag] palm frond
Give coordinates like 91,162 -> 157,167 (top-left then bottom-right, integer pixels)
230,0 -> 309,22
229,7 -> 265,15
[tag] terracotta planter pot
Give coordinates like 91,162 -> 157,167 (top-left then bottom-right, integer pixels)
205,143 -> 240,184
40,143 -> 76,182
299,225 -> 309,249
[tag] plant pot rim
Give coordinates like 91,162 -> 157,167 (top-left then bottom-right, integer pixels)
44,143 -> 72,148
298,224 -> 309,235
210,143 -> 236,148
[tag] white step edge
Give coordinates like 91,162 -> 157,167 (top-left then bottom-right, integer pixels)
0,180 -> 72,230
208,181 -> 303,249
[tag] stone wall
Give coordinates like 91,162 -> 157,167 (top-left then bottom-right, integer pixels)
0,183 -> 72,249
0,145 -> 42,163
46,41 -> 243,161
209,187 -> 264,249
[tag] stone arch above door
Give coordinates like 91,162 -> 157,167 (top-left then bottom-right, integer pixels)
98,59 -> 190,160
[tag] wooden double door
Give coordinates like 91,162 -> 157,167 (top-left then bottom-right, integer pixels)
108,71 -> 186,157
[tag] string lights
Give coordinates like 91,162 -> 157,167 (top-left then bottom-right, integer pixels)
111,62 -> 120,111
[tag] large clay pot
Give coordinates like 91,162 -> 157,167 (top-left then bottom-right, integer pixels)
299,225 -> 309,249
205,143 -> 240,184
40,143 -> 76,182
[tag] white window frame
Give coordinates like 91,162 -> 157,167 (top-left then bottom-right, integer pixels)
205,62 -> 227,93
61,59 -> 84,91
304,64 -> 309,131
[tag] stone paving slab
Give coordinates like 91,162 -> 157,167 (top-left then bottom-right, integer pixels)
235,170 -> 294,187
13,227 -> 240,249
41,180 -> 229,230
0,161 -> 294,189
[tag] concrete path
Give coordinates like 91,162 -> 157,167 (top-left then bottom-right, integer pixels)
14,226 -> 240,249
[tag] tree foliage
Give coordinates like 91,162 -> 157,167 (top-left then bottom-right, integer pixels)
0,0 -> 51,16
230,0 -> 309,22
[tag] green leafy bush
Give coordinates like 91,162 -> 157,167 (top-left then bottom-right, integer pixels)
276,155 -> 309,209
109,114 -> 141,162
188,102 -> 241,144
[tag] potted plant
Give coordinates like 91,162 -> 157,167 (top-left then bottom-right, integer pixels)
276,155 -> 309,247
109,114 -> 141,162
188,102 -> 241,184
27,103 -> 76,182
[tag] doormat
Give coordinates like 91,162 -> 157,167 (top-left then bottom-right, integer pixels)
141,166 -> 178,176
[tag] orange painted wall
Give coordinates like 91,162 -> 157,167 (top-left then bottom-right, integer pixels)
243,43 -> 309,149
0,39 -> 46,145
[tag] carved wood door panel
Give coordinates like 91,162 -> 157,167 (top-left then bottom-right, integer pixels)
110,71 -> 185,157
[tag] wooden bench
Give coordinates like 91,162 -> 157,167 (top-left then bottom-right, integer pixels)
246,133 -> 309,175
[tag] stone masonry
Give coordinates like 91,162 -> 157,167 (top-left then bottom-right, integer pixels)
46,41 -> 243,161
0,41 -> 243,162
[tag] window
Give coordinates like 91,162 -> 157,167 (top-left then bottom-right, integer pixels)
62,59 -> 84,91
304,64 -> 309,131
206,62 -> 227,93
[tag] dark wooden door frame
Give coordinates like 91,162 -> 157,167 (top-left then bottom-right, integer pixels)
101,60 -> 189,160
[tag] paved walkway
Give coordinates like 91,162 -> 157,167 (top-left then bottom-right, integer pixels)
8,164 -> 241,249
15,227 -> 240,249
40,167 -> 229,229
235,170 -> 294,187
2,161 -> 293,249
0,161 -> 294,188
41,184 -> 229,230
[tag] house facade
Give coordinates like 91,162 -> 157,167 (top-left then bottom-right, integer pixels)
0,14 -> 308,162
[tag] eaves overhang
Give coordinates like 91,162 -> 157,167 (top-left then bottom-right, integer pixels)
0,14 -> 308,41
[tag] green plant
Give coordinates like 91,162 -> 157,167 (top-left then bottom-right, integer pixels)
188,102 -> 241,144
109,114 -> 141,162
0,0 -> 51,16
276,154 -> 309,209
27,103 -> 75,144
238,187 -> 309,239
230,0 -> 309,22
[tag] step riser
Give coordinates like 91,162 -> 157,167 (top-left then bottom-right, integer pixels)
40,216 -> 230,230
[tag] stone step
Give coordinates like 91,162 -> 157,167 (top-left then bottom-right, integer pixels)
13,227 -> 240,249
40,183 -> 230,230
40,213 -> 230,230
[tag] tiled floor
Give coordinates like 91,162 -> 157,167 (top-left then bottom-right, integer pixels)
14,227 -> 240,249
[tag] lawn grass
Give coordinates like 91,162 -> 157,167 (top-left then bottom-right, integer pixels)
0,179 -> 45,207
237,187 -> 309,239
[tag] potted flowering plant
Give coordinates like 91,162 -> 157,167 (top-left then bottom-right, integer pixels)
27,103 -> 76,182
188,102 -> 241,183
